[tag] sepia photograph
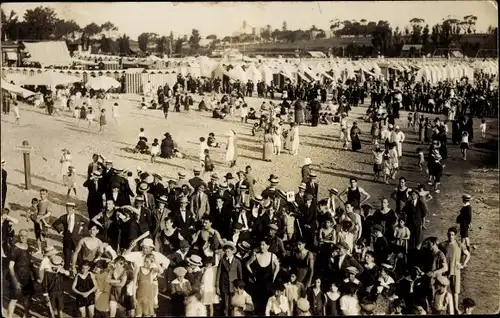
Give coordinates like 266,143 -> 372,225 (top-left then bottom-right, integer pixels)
0,1 -> 498,317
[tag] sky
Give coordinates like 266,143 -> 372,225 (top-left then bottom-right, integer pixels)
2,1 -> 498,39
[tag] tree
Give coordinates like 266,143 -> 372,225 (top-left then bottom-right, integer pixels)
189,29 -> 201,49
206,34 -> 217,40
174,37 -> 183,54
156,36 -> 168,54
371,20 -> 393,56
117,34 -> 130,55
242,20 -> 247,30
310,25 -> 318,31
422,24 -> 431,54
100,21 -> 118,38
54,19 -> 80,40
431,24 -> 440,48
99,35 -> 111,53
83,22 -> 102,39
23,6 -> 59,40
138,33 -> 150,52
1,9 -> 19,41
282,21 -> 288,32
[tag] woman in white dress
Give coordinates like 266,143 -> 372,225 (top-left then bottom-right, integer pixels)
225,130 -> 238,168
290,122 -> 300,156
60,149 -> 72,179
112,102 -> 119,124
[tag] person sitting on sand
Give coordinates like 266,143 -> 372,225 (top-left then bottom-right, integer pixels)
207,133 -> 220,148
213,108 -> 226,120
135,137 -> 149,154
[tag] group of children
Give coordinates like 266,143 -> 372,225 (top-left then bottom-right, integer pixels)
74,103 -> 109,133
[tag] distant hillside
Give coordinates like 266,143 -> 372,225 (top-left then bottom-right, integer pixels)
229,36 -> 374,52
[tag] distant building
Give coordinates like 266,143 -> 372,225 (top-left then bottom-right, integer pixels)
400,44 -> 423,57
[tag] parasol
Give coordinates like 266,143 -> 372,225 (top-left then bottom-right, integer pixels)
85,76 -> 121,90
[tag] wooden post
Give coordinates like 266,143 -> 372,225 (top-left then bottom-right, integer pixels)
22,140 -> 31,190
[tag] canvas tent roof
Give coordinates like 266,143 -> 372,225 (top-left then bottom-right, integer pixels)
23,41 -> 72,67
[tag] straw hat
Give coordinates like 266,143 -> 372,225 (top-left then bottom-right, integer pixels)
138,182 -> 150,192
346,266 -> 359,275
187,255 -> 203,267
303,157 -> 312,166
296,298 -> 310,312
222,240 -> 236,251
50,255 -> 64,266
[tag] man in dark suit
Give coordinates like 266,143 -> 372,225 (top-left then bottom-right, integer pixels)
298,194 -> 318,249
216,241 -> 243,316
137,182 -> 156,212
52,202 -> 88,270
190,183 -> 211,221
305,173 -> 319,200
295,183 -> 307,207
108,168 -> 134,201
402,190 -> 428,250
328,241 -> 363,285
83,170 -> 105,220
171,196 -> 196,243
150,173 -> 166,202
106,183 -> 129,207
188,168 -> 207,191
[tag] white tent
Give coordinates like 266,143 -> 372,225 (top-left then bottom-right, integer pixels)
245,64 -> 262,83
297,62 -> 319,82
212,63 -> 228,80
259,63 -> 274,86
227,65 -> 247,82
279,63 -> 296,81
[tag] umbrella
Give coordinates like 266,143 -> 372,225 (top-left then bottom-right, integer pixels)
86,76 -> 120,90
21,71 -> 81,86
1,79 -> 35,98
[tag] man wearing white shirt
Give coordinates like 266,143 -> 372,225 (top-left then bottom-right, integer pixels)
51,202 -> 87,270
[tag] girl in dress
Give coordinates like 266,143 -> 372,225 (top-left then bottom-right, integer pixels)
150,138 -> 160,163
200,257 -> 218,316
112,102 -> 119,124
107,256 -> 128,318
289,122 -> 300,156
272,124 -> 282,156
72,260 -> 97,318
60,149 -> 72,181
13,101 -> 20,125
393,218 -> 410,253
98,109 -> 106,133
86,107 -> 95,127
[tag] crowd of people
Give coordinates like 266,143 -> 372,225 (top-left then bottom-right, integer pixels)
1,63 -> 494,318
2,141 -> 478,318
